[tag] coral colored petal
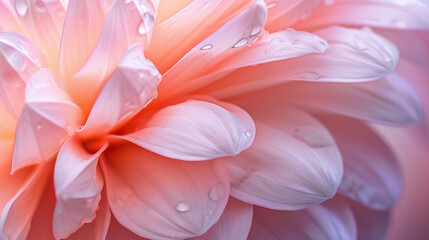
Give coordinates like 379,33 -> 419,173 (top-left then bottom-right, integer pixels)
320,116 -> 402,210
57,0 -> 113,83
70,0 -> 158,114
12,69 -> 83,173
0,0 -> 23,32
66,190 -> 111,240
223,105 -> 342,210
146,0 -> 258,73
158,0 -> 267,98
79,44 -> 161,138
102,144 -> 230,239
105,215 -> 149,240
53,136 -> 107,239
248,198 -> 357,240
10,0 -> 66,68
119,100 -> 255,161
264,0 -> 322,31
0,140 -> 52,240
297,0 -> 429,30
0,106 -> 15,140
0,32 -> 44,119
347,199 -> 390,240
191,198 -> 253,240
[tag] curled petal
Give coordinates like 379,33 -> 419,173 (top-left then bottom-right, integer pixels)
223,105 -> 342,210
297,0 -> 429,30
53,136 -> 107,239
159,0 -> 267,97
320,116 -> 402,210
202,26 -> 399,98
12,69 -> 83,172
0,140 -> 51,240
119,100 -> 255,161
147,0 -> 260,73
102,144 -> 230,239
10,0 -> 66,68
191,197 -> 253,240
264,0 -> 322,31
248,198 -> 357,240
79,43 -> 161,138
57,0 -> 114,82
70,0 -> 158,114
0,32 -> 44,118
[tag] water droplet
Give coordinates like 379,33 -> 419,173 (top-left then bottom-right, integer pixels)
233,38 -> 248,48
36,124 -> 42,130
324,0 -> 335,5
208,183 -> 226,202
245,131 -> 252,138
292,126 -> 332,148
175,202 -> 190,212
15,0 -> 28,16
267,2 -> 277,9
138,72 -> 145,78
300,9 -> 312,20
138,12 -> 154,35
201,44 -> 213,50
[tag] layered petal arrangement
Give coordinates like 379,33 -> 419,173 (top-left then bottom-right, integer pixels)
0,0 -> 427,239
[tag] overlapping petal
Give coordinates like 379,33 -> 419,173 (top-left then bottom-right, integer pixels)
0,140 -> 52,240
10,0 -> 66,68
263,0 -> 322,31
0,32 -> 44,118
0,0 -> 23,32
192,197 -> 253,240
158,0 -> 267,98
12,69 -> 83,172
53,136 -> 107,239
248,199 -> 357,240
119,100 -> 255,161
79,43 -> 161,138
70,0 -> 158,114
202,26 -> 399,98
320,116 -> 402,210
102,144 -> 230,239
296,0 -> 429,30
223,105 -> 342,210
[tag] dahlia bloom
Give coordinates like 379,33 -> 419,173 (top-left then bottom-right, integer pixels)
0,0 -> 428,239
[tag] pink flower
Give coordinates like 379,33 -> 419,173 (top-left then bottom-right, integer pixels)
0,0 -> 427,239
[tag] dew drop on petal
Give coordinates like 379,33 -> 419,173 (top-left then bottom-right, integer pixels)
245,131 -> 252,138
201,44 -> 213,50
266,2 -> 277,9
175,202 -> 191,212
233,38 -> 248,48
15,0 -> 28,16
36,124 -> 42,130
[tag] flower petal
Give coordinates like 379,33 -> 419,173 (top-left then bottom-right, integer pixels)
53,136 -> 107,239
319,116 -> 402,210
264,0 -> 322,31
248,198 -> 357,240
79,43 -> 161,138
158,0 -> 267,98
0,32 -> 44,119
12,69 -> 83,172
146,0 -> 258,73
202,26 -> 399,98
10,0 -> 66,68
70,0 -> 158,114
161,27 -> 328,100
66,190 -> 111,240
0,140 -> 51,240
119,100 -> 255,161
57,0 -> 113,83
223,105 -> 342,210
0,106 -> 15,140
348,199 -> 390,240
102,144 -> 230,239
105,215 -> 149,240
226,73 -> 421,126
0,0 -> 23,32
297,0 -> 429,30
191,197 -> 253,240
